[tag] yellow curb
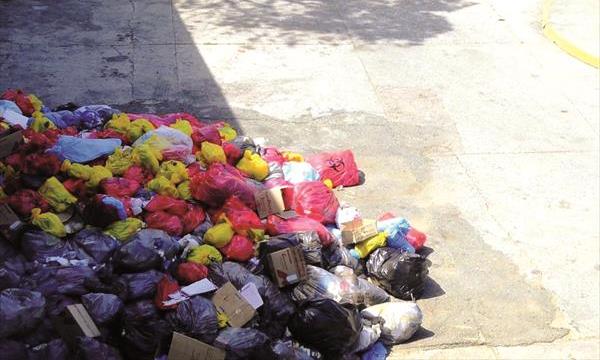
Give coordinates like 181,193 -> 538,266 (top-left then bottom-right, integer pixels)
541,0 -> 600,68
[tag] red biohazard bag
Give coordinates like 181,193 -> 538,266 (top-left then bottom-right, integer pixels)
308,150 -> 360,187
100,178 -> 140,198
144,211 -> 183,236
220,234 -> 254,262
154,275 -> 181,310
176,262 -> 209,285
182,204 -> 206,234
190,163 -> 257,209
145,195 -> 188,216
6,189 -> 50,216
266,215 -> 333,247
292,181 -> 339,224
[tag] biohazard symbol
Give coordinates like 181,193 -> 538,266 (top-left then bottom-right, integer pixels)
327,157 -> 345,172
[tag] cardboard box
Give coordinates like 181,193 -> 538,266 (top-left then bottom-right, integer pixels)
341,219 -> 378,245
0,130 -> 22,158
53,304 -> 101,347
266,246 -> 307,288
168,332 -> 225,360
254,186 -> 294,218
211,282 -> 256,328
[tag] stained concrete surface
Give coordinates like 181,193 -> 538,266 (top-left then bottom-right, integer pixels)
1,0 -> 598,358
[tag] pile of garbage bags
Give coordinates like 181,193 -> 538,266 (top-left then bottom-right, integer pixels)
0,89 -> 433,359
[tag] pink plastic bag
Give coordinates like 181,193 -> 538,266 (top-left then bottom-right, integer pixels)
262,147 -> 285,164
266,215 -> 333,247
190,163 -> 257,209
191,125 -> 221,146
308,150 -> 360,187
292,181 -> 339,224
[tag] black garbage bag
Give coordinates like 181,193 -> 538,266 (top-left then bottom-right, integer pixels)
121,300 -> 171,359
21,318 -> 56,347
83,265 -> 129,300
75,337 -> 122,360
213,328 -> 274,360
27,266 -> 97,296
120,270 -> 163,301
288,298 -> 362,357
357,278 -> 390,306
112,229 -> 179,273
72,228 -> 120,263
0,266 -> 20,290
0,339 -> 27,360
366,247 -> 429,300
27,338 -> 70,360
322,243 -> 363,274
0,288 -> 46,338
20,230 -> 69,261
81,293 -> 124,325
211,262 -> 295,338
167,296 -> 218,344
44,294 -> 78,317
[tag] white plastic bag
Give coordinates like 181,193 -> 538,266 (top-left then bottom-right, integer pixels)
361,301 -> 423,344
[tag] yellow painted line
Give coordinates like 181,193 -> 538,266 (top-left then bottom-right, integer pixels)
541,0 -> 599,68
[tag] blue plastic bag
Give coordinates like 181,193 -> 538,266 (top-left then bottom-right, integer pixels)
379,217 -> 415,253
361,341 -> 388,360
74,105 -> 120,129
49,135 -> 121,163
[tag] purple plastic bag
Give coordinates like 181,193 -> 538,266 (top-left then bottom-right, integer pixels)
167,296 -> 218,344
81,293 -> 124,324
120,270 -> 163,301
0,288 -> 46,338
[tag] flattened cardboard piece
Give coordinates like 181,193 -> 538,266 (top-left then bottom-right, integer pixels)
267,245 -> 307,288
0,130 -> 22,158
53,304 -> 100,347
255,186 -> 293,218
168,332 -> 225,360
211,282 -> 256,328
341,219 -> 378,245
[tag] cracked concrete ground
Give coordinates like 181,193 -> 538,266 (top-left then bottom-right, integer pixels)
1,0 -> 598,358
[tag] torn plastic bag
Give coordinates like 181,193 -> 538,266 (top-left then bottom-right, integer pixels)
211,262 -> 295,338
82,293 -> 124,325
100,177 -> 140,198
282,161 -> 320,184
213,328 -> 274,360
75,337 -> 122,360
366,247 -> 429,300
190,163 -> 258,209
266,215 -> 333,247
83,195 -> 127,228
176,262 -> 208,285
322,242 -> 363,274
154,274 -> 180,310
27,339 -> 70,360
292,265 -> 363,306
308,150 -> 360,187
112,229 -> 179,272
361,301 -> 423,344
360,341 -> 388,360
220,234 -> 254,262
48,136 -> 121,163
121,300 -> 171,359
6,189 -> 50,217
167,296 -> 218,344
120,270 -> 163,301
292,181 -> 339,224
0,288 -> 46,338
288,298 -> 362,356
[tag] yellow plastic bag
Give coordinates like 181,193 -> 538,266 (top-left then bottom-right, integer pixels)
157,160 -> 188,185
353,232 -> 387,259
247,228 -> 265,242
218,124 -> 237,141
128,119 -> 155,142
323,179 -> 333,189
61,160 -> 112,188
176,181 -> 191,200
105,148 -> 134,175
187,244 -> 223,265
198,142 -> 226,165
30,111 -> 56,132
38,177 -> 77,213
105,113 -> 130,134
133,142 -> 162,173
236,150 -> 269,181
104,218 -> 144,241
216,311 -> 229,328
282,151 -> 304,162
204,222 -> 234,248
28,94 -> 43,112
146,176 -> 179,197
31,208 -> 66,238
170,119 -> 192,136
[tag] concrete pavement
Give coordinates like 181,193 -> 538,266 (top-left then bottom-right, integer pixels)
1,0 -> 598,358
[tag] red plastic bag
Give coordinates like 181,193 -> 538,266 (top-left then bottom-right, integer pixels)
162,113 -> 204,129
90,129 -> 130,144
62,178 -> 88,199
262,147 -> 285,164
154,275 -> 180,310
6,189 -> 50,216
218,196 -> 264,233
182,204 -> 205,234
176,262 -> 208,285
308,150 -> 360,187
123,165 -> 153,185
266,215 -> 333,247
406,228 -> 427,251
222,142 -> 242,165
220,234 -> 254,262
100,178 -> 140,198
191,125 -> 221,146
5,152 -> 61,177
190,163 -> 257,209
145,195 -> 188,216
186,162 -> 203,178
292,181 -> 339,224
145,211 -> 183,236
264,177 -> 292,189
1,89 -> 34,116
